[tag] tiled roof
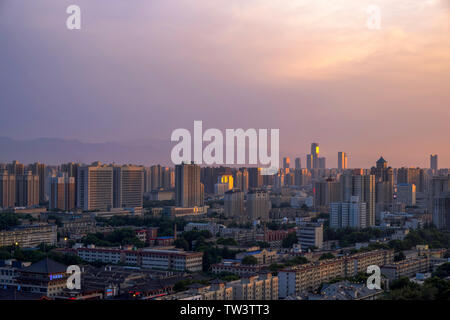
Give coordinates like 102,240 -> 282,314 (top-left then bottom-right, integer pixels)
21,257 -> 67,274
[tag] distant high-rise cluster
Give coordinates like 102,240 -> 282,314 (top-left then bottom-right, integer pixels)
0,145 -> 448,232
0,161 -> 40,208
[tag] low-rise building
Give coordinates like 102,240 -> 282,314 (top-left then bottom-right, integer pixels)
68,246 -> 203,272
0,224 -> 57,248
235,249 -> 277,265
381,256 -> 430,280
290,281 -> 383,300
15,258 -> 69,298
184,222 -> 226,235
160,272 -> 278,301
278,250 -> 394,298
211,261 -> 263,276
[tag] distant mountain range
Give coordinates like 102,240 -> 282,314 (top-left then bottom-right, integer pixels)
0,137 -> 172,166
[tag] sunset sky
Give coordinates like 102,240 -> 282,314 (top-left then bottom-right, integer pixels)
0,0 -> 449,167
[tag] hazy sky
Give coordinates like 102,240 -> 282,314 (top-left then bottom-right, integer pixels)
0,0 -> 449,168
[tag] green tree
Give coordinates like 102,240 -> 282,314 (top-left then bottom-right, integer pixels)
319,252 -> 335,260
241,256 -> 258,265
282,232 -> 298,248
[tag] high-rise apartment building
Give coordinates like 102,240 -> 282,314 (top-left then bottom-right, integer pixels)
397,167 -> 426,193
306,154 -> 313,170
294,169 -> 311,187
313,178 -> 341,208
16,172 -> 39,207
29,162 -> 46,203
429,176 -> 449,213
295,157 -> 301,170
248,168 -> 262,189
246,189 -> 271,221
7,161 -> 24,176
433,192 -> 450,230
150,165 -> 163,191
49,175 -> 75,211
330,196 -> 367,229
0,171 -> 15,208
175,163 -> 203,208
234,168 -> 249,193
397,183 -> 416,207
113,165 -> 144,208
338,152 -> 348,170
318,157 -> 326,170
77,163 -> 113,211
224,189 -> 245,218
340,171 -> 376,227
162,167 -> 175,190
143,167 -> 152,193
61,162 -> 80,204
372,157 -> 394,219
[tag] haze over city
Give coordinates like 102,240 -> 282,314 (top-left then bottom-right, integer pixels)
0,0 -> 449,167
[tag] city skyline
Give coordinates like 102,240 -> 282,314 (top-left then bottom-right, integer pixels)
0,1 -> 449,168
0,136 -> 446,169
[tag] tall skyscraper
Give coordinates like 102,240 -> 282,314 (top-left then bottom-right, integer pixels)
306,143 -> 320,170
283,157 -> 290,169
50,175 -> 75,211
295,157 -> 301,170
430,154 -> 438,173
338,152 -> 348,170
77,163 -> 113,211
0,171 -> 15,208
16,171 -> 39,207
175,162 -> 203,208
311,143 -> 319,168
224,189 -> 245,218
113,165 -> 144,208
246,189 -> 271,221
372,157 -> 394,219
